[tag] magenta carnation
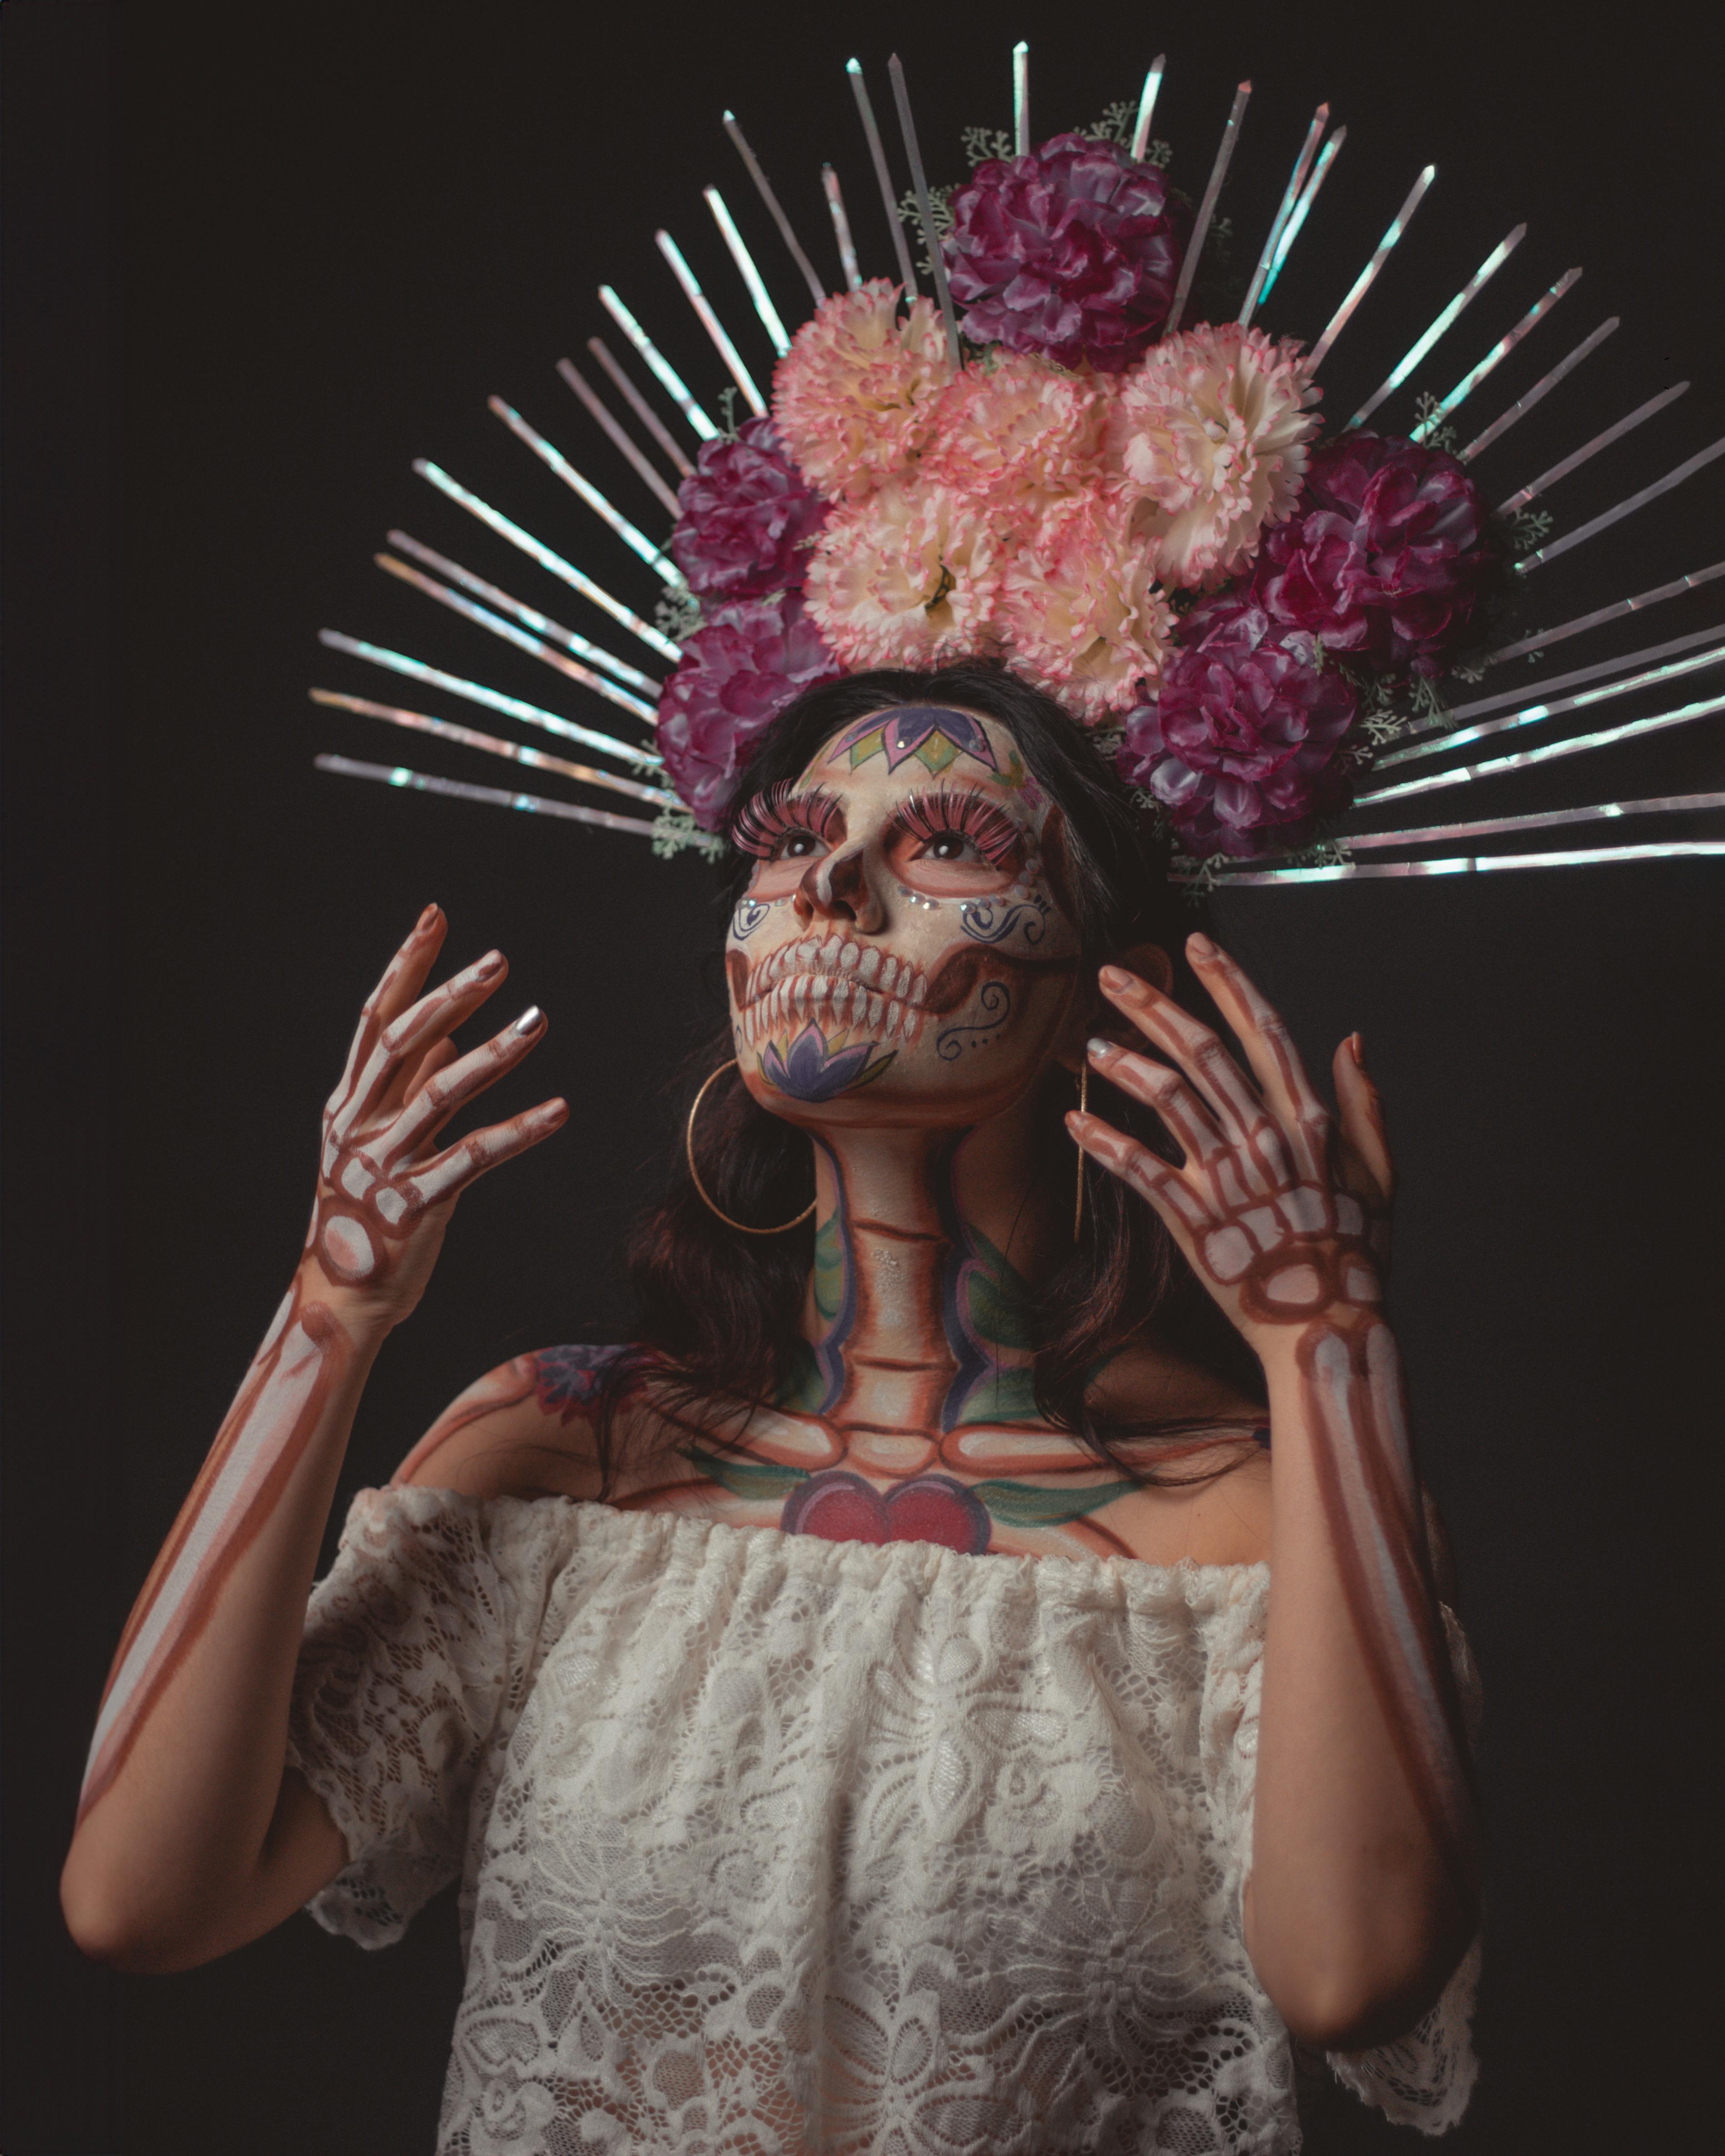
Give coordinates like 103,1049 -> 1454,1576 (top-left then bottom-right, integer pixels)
942,134 -> 1189,374
1117,598 -> 1360,858
655,593 -> 842,828
1251,430 -> 1498,676
669,418 -> 828,602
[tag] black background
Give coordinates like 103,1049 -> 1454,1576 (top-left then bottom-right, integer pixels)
5,0 -> 1722,2149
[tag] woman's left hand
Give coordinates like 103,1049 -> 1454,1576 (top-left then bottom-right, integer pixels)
1070,933 -> 1393,1360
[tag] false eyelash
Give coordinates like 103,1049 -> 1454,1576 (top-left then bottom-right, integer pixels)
893,785 -> 1024,869
731,781 -> 844,860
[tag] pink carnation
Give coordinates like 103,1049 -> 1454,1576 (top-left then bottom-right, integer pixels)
804,479 -> 999,670
993,493 -> 1174,722
1107,324 -> 1319,590
920,351 -> 1106,522
772,280 -> 953,503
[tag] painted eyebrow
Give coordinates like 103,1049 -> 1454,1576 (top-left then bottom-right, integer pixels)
731,781 -> 845,859
889,784 -> 1025,868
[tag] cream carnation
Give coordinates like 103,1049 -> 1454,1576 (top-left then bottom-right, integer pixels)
804,478 -> 999,669
1107,324 -> 1319,590
994,494 -> 1174,721
772,280 -> 954,503
920,351 -> 1106,522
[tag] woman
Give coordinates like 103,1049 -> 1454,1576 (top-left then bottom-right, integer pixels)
61,665 -> 1481,2151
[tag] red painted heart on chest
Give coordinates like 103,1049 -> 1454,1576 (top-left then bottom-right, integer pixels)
780,1469 -> 991,1556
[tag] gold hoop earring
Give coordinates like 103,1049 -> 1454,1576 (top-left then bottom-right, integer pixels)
1072,1061 -> 1089,1245
686,1061 -> 817,1235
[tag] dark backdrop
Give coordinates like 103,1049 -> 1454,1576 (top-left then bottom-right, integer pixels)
5,1 -> 1722,2149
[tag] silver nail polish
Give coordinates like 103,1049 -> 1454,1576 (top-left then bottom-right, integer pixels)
513,1006 -> 543,1035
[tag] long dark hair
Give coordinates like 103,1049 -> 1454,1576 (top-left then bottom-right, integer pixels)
595,662 -> 1264,1488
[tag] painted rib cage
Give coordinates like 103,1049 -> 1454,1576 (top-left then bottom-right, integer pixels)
312,47 -> 1724,882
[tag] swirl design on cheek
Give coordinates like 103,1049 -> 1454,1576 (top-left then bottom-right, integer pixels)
959,895 -> 1050,946
731,896 -> 773,940
936,981 -> 1013,1059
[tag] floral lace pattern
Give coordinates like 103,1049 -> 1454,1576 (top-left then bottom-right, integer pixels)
287,1489 -> 1479,2153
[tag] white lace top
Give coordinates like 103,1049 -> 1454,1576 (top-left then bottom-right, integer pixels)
287,1486 -> 1480,2154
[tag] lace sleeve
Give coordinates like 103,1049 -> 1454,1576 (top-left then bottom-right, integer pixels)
285,1484 -> 571,1949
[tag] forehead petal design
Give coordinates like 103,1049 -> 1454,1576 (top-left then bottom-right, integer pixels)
831,706 -> 1001,777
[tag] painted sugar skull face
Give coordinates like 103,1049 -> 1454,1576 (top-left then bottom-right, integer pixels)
725,705 -> 1083,1126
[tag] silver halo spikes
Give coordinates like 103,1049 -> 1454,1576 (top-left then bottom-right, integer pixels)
488,398 -> 683,585
1498,383 -> 1690,515
1458,317 -> 1617,462
1391,622 -> 1725,740
888,54 -> 961,365
556,359 -> 683,519
1013,41 -> 1030,155
654,230 -> 767,415
847,58 -> 918,293
1347,225 -> 1525,430
1514,434 -> 1725,574
586,338 -> 694,479
1130,57 -> 1167,162
1257,127 -> 1346,307
1239,104 -> 1329,329
822,166 -> 862,292
315,756 -> 661,841
1339,792 -> 1725,852
1164,81 -> 1252,338
597,286 -> 720,442
311,691 -> 673,808
1410,267 -> 1581,441
1190,841 -> 1725,885
1306,163 -> 1436,372
722,109 -> 826,306
704,188 -> 792,356
1483,559 -> 1725,666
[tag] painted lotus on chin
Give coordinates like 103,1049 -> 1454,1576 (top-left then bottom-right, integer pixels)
759,1023 -> 895,1103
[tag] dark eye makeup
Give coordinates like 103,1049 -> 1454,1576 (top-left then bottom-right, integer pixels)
891,785 -> 1024,870
732,782 -> 845,861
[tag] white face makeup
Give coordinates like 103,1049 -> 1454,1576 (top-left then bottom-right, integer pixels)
724,706 -> 1083,1127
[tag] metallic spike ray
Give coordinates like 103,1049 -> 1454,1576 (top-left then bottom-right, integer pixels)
1498,383 -> 1689,514
1514,434 -> 1725,573
1307,164 -> 1436,372
1130,57 -> 1167,162
1348,225 -> 1525,429
722,109 -> 826,305
315,755 -> 661,840
1013,41 -> 1030,155
1165,80 -> 1252,338
1458,317 -> 1617,462
1482,559 -> 1725,665
1240,105 -> 1329,328
311,690 -> 674,806
1339,791 -> 1725,852
488,398 -> 683,586
586,338 -> 694,479
821,166 -> 862,292
318,630 -> 663,771
703,188 -> 792,355
597,286 -> 720,441
888,54 -> 961,364
412,460 -> 680,661
655,230 -> 766,415
556,359 -> 683,519
385,530 -> 662,694
1187,841 -> 1725,885
1385,621 -> 1725,742
1257,127 -> 1346,306
1411,268 -> 1582,441
847,58 -> 918,292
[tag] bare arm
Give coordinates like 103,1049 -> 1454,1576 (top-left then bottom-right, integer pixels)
1072,935 -> 1479,2049
60,907 -> 566,1971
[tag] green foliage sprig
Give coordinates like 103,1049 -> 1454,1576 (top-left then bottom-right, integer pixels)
650,804 -> 725,861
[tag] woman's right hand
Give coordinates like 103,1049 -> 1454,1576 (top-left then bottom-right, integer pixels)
302,903 -> 567,1332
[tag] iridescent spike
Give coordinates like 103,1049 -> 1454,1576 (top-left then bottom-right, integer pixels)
1347,225 -> 1525,428
1239,105 -> 1329,328
1306,164 -> 1437,372
654,230 -> 767,415
705,188 -> 793,353
1257,127 -> 1345,305
1366,639 -> 1725,771
1341,791 -> 1725,851
555,359 -> 683,519
847,57 -> 918,293
1165,81 -> 1253,338
385,531 -> 663,694
888,55 -> 961,365
1013,41 -> 1030,156
1458,318 -> 1616,461
587,338 -> 694,479
1440,624 -> 1725,728
597,286 -> 720,442
375,553 -> 661,724
722,109 -> 826,305
1514,433 -> 1725,573
1130,57 -> 1167,162
1192,841 -> 1725,885
315,754 -> 661,841
1484,559 -> 1725,665
414,460 -> 681,661
1357,687 -> 1725,807
1499,382 -> 1689,514
488,398 -> 684,586
1410,267 -> 1581,440
821,166 -> 862,293
311,690 -> 674,806
318,630 -> 663,771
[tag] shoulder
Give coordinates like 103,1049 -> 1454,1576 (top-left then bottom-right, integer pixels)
392,1344 -> 633,1501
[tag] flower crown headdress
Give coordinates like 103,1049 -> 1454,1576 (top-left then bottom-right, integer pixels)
313,48 -> 1725,886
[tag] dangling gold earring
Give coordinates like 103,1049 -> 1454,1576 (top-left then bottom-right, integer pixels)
1072,1061 -> 1089,1245
687,1061 -> 817,1234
